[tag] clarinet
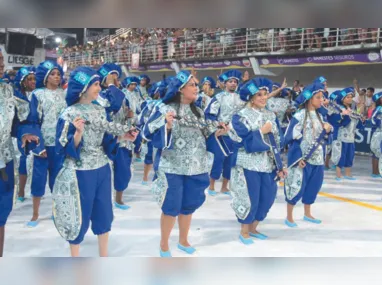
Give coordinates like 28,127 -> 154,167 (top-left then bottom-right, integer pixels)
327,101 -> 365,120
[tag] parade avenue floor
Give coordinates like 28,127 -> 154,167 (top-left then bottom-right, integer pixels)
4,155 -> 382,257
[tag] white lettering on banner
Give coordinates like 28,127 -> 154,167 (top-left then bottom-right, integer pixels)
355,129 -> 363,144
334,55 -> 355,60
7,55 -> 34,65
313,56 -> 334,61
355,128 -> 372,144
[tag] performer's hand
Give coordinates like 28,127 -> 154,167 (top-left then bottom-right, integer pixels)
215,123 -> 229,137
260,121 -> 272,134
73,117 -> 85,134
122,129 -> 139,142
39,150 -> 48,158
21,134 -> 40,148
165,111 -> 175,130
342,109 -> 351,116
105,74 -> 114,86
323,123 -> 332,133
277,169 -> 287,179
281,77 -> 287,89
298,160 -> 306,169
126,108 -> 134,119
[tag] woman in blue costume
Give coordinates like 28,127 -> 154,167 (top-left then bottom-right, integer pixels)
229,78 -> 287,245
284,82 -> 333,227
138,80 -> 167,185
333,87 -> 365,180
370,92 -> 382,177
96,63 -> 134,209
195,76 -> 216,111
13,66 -> 36,202
18,60 -> 66,227
0,49 -> 38,256
143,70 -> 230,257
122,76 -> 144,162
53,66 -> 138,257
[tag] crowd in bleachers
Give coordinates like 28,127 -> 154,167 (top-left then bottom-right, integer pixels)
57,28 -> 382,68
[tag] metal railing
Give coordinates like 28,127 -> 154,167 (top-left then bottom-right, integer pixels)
61,28 -> 382,69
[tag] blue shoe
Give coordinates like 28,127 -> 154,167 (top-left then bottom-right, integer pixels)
284,219 -> 297,228
208,189 -> 217,196
114,202 -> 130,210
335,177 -> 342,181
249,232 -> 268,240
177,243 -> 196,254
303,216 -> 322,224
160,249 -> 172,258
51,215 -> 54,221
221,191 -> 231,196
344,176 -> 356,180
371,174 -> 381,178
239,234 -> 254,245
324,167 -> 330,171
27,220 -> 39,228
17,197 -> 25,202
141,180 -> 149,186
134,158 -> 142,163
331,165 -> 337,170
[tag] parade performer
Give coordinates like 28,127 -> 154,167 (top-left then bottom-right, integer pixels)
13,66 -> 36,202
53,66 -> 138,257
18,60 -> 66,227
284,82 -> 333,227
370,92 -> 382,177
96,63 -> 134,209
229,78 -> 286,244
0,49 -> 38,256
122,76 -> 144,162
143,70 -> 230,257
204,69 -> 245,196
138,74 -> 151,100
195,76 -> 216,110
138,81 -> 167,185
333,87 -> 365,180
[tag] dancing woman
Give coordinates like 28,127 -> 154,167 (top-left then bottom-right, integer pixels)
0,50 -> 38,256
143,70 -> 230,257
369,92 -> 382,177
13,66 -> 36,202
53,67 -> 138,257
18,60 -> 66,227
333,87 -> 365,180
229,78 -> 286,244
284,82 -> 333,227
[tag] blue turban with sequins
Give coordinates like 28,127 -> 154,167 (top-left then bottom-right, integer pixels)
148,80 -> 167,99
252,77 -> 273,93
294,82 -> 326,106
313,76 -> 327,85
14,66 -> 36,90
66,67 -> 100,106
162,70 -> 193,104
121,76 -> 140,88
335,87 -> 355,105
200,76 -> 216,89
139,74 -> 150,85
329,90 -> 342,101
97,63 -> 122,85
239,79 -> 260,102
35,60 -> 64,88
218,70 -> 242,83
